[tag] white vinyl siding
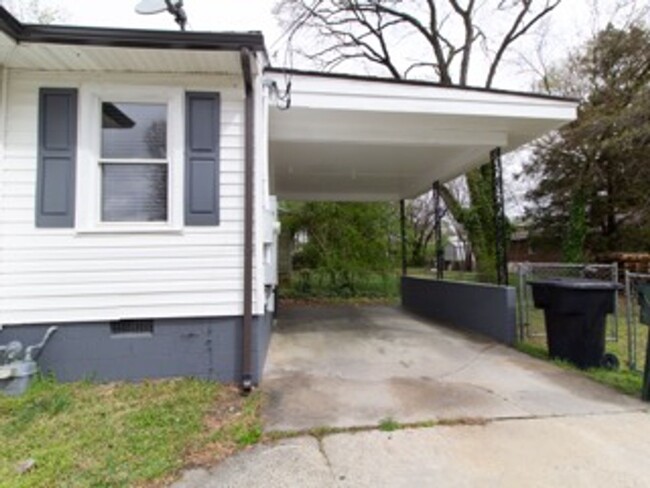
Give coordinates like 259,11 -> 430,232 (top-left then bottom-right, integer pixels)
0,69 -> 262,326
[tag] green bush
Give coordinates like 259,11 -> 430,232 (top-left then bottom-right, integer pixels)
280,269 -> 400,299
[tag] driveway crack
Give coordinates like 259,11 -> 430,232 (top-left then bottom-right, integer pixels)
315,436 -> 338,483
435,344 -> 497,380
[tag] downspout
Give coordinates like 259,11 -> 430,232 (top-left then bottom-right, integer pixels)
240,48 -> 255,393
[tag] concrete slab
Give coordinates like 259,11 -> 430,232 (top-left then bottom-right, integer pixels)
263,305 -> 644,431
175,412 -> 650,488
322,412 -> 650,488
172,437 -> 334,488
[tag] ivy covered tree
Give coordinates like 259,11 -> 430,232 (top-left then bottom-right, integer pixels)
521,24 -> 650,256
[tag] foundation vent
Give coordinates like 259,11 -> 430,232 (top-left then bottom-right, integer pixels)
110,320 -> 154,337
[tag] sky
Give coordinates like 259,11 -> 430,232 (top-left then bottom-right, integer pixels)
12,0 -> 641,94
12,0 -> 647,89
27,0 -> 283,40
5,0 -> 648,215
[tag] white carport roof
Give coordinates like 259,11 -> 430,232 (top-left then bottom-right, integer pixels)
267,69 -> 578,201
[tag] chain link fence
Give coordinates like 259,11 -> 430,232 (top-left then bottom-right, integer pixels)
517,262 -> 620,344
624,272 -> 650,372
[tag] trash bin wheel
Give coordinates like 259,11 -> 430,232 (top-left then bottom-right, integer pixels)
600,353 -> 619,371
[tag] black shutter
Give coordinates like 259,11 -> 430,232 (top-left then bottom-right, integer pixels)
36,88 -> 78,228
185,92 -> 221,226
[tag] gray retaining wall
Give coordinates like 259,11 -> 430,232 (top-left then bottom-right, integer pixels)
0,314 -> 273,384
401,277 -> 517,345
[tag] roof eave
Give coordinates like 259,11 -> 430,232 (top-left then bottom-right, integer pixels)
0,6 -> 265,53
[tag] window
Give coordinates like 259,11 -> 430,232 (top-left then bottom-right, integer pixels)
100,102 -> 168,222
77,85 -> 183,232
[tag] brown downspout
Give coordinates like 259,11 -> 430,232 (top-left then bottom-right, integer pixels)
240,48 -> 255,393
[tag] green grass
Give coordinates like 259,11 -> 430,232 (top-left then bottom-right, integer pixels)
280,269 -> 401,300
378,417 -> 400,432
0,377 -> 263,488
516,342 -> 643,397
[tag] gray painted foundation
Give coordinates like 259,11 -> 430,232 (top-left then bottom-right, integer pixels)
0,314 -> 273,384
401,276 -> 517,345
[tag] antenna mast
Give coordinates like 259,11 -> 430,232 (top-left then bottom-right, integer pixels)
164,0 -> 187,31
135,0 -> 188,31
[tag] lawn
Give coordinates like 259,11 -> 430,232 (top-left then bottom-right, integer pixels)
0,377 -> 262,488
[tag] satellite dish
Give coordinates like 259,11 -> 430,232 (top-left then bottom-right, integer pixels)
135,0 -> 188,30
135,0 -> 168,15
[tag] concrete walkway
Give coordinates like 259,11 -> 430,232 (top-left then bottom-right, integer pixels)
174,305 -> 650,487
175,412 -> 650,487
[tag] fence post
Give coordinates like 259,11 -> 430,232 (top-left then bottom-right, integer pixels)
522,262 -> 530,339
625,271 -> 635,370
612,262 -> 619,341
517,263 -> 526,343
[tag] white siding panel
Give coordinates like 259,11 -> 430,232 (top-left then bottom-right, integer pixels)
0,70 -> 254,325
2,302 -> 244,326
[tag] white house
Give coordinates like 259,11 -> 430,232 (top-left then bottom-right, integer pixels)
0,7 -> 577,389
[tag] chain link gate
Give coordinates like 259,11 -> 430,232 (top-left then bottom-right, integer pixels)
517,262 -> 620,344
624,271 -> 650,372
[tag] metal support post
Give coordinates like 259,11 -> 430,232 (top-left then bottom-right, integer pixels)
400,199 -> 407,276
433,181 -> 444,280
491,148 -> 508,286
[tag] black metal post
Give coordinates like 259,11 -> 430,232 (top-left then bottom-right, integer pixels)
433,181 -> 444,280
491,147 -> 508,286
400,199 -> 407,276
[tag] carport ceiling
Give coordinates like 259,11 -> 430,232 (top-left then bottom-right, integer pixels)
267,70 -> 578,202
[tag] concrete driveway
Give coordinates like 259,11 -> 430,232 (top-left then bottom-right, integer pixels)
262,304 -> 642,431
173,305 -> 650,487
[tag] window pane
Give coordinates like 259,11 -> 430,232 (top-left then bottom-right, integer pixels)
102,164 -> 168,222
101,103 -> 167,159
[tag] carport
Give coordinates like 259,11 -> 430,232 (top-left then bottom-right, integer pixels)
266,68 -> 577,344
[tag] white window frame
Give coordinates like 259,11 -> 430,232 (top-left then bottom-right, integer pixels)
77,84 -> 184,233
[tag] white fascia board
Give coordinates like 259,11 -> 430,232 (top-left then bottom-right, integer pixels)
267,72 -> 578,122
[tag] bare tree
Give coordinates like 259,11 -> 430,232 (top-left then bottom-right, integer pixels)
274,0 -> 562,88
1,0 -> 66,24
512,0 -> 650,95
407,192 -> 437,266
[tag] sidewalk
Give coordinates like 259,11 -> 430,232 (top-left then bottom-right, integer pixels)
174,411 -> 650,487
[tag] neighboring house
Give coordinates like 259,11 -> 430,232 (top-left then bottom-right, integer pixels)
0,8 -> 578,388
508,225 -> 563,264
444,236 -> 473,271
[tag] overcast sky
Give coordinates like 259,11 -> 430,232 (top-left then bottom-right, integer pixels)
17,0 -> 646,89
30,0 -> 282,39
6,0 -> 647,215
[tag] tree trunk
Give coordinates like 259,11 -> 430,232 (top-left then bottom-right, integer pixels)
440,165 -> 498,282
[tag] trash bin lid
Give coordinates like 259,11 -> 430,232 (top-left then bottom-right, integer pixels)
528,278 -> 622,291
